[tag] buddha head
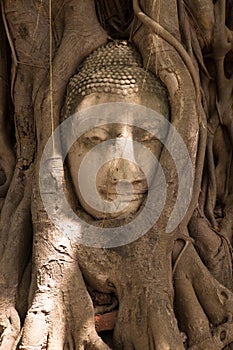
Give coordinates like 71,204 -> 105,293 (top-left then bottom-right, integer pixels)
62,40 -> 169,221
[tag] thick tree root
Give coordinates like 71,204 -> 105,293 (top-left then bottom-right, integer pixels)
189,215 -> 233,289
174,242 -> 233,349
19,280 -> 110,350
0,4 -> 15,199
0,305 -> 20,350
0,165 -> 33,350
19,292 -> 109,350
114,290 -> 185,350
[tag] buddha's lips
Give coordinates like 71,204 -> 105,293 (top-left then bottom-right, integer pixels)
98,186 -> 148,195
99,190 -> 148,198
106,191 -> 147,195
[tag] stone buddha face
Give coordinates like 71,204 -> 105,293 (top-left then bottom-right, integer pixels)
66,91 -> 169,221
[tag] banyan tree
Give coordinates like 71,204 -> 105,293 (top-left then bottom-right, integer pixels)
0,1 -> 233,349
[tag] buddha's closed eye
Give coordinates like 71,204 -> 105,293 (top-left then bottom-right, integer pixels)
82,128 -> 109,146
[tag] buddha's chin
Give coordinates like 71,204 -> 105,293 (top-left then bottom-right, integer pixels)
79,196 -> 146,220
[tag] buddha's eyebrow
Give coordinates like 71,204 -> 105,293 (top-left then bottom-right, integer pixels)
93,126 -> 110,133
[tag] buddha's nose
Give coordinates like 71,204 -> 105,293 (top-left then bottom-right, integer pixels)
109,129 -> 148,188
110,158 -> 147,191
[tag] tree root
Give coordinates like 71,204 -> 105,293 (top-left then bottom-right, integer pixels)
213,125 -> 232,205
132,0 -> 200,98
0,305 -> 21,350
0,4 -> 15,198
221,195 -> 233,244
19,265 -> 110,350
187,320 -> 233,350
113,281 -> 185,350
189,215 -> 233,289
174,241 -> 233,349
0,167 -> 33,350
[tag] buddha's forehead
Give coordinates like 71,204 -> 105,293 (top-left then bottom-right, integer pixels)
74,92 -> 170,118
67,92 -> 170,139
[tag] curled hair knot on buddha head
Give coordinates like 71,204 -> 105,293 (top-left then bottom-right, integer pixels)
62,40 -> 168,119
